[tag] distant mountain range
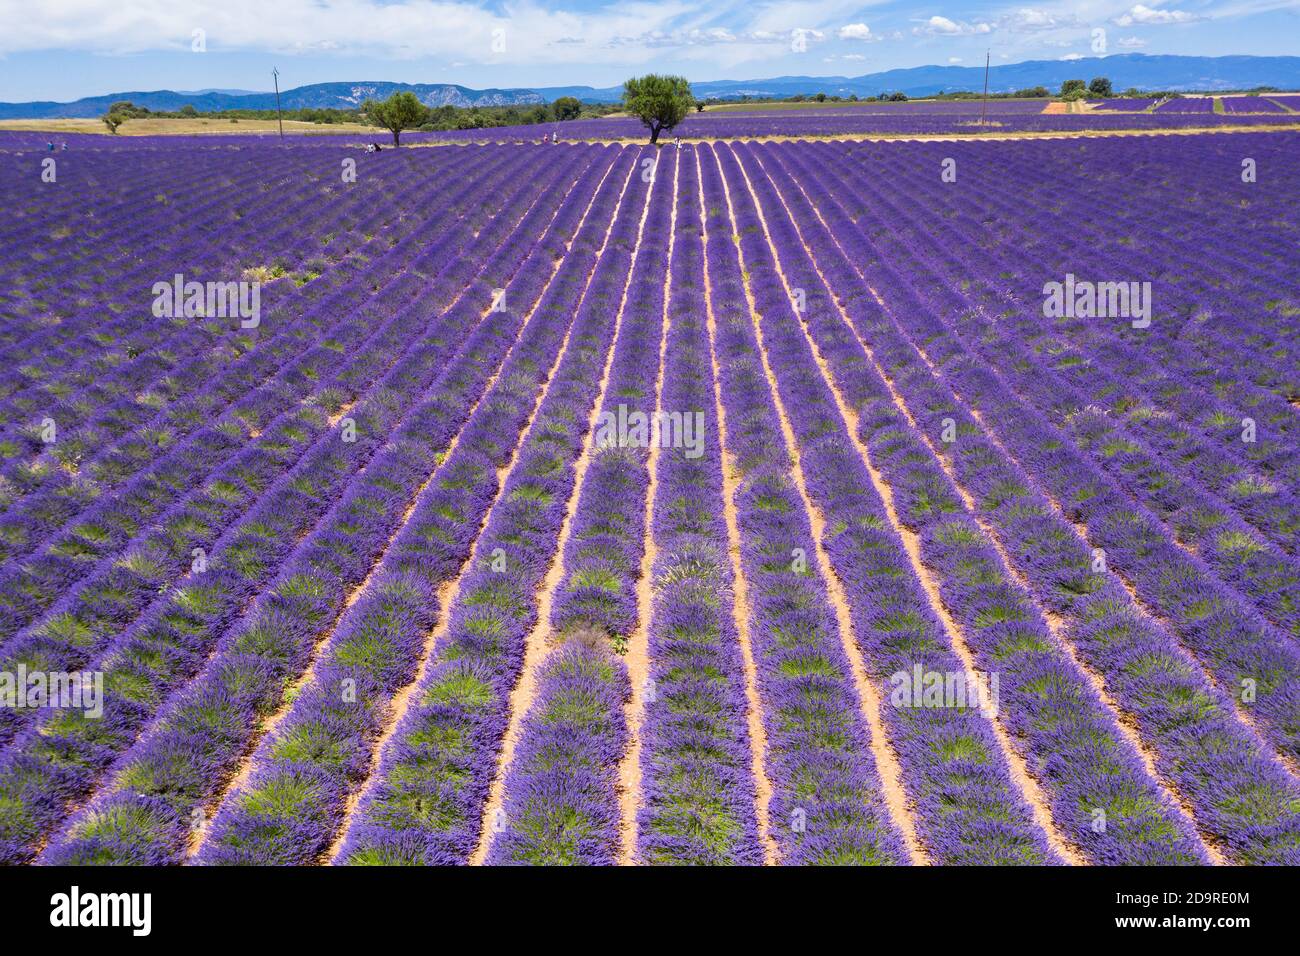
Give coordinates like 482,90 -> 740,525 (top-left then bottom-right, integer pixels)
673,54 -> 1300,101
3,54 -> 1298,119
0,82 -> 545,119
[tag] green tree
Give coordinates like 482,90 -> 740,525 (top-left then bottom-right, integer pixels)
1060,79 -> 1087,97
552,96 -> 583,121
363,91 -> 429,146
102,112 -> 125,134
107,100 -> 152,119
621,74 -> 695,144
179,104 -> 198,117
1088,76 -> 1113,97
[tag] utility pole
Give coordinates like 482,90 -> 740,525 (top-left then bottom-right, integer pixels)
272,67 -> 285,145
980,50 -> 990,127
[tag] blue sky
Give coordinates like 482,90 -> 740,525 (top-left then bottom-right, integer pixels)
1,1 -> 1296,100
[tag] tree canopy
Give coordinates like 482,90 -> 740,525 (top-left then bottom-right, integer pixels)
363,91 -> 429,145
108,101 -> 151,119
621,74 -> 695,144
552,96 -> 583,121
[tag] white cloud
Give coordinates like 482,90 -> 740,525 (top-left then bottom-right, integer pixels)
1113,5 -> 1204,25
913,15 -> 992,36
842,52 -> 866,60
948,56 -> 962,62
1060,52 -> 1085,60
614,27 -> 749,48
1117,35 -> 1148,47
793,28 -> 826,40
0,0 -> 687,62
837,22 -> 872,40
997,8 -> 1080,32
0,0 -> 831,68
922,15 -> 961,33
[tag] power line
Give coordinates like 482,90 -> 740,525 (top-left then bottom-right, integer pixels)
272,67 -> 285,145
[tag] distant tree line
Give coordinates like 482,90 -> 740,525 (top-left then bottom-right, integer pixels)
693,87 -> 1059,106
107,100 -> 362,121
102,75 -> 1276,139
359,91 -> 623,144
99,95 -> 620,139
1056,78 -> 1196,101
100,100 -> 363,133
1060,78 -> 1113,101
419,97 -> 620,131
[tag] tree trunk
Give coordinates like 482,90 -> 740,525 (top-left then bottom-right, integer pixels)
649,122 -> 661,145
391,128 -> 401,147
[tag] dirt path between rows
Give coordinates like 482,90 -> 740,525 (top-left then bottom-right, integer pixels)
760,151 -> 1235,861
616,147 -> 680,865
469,153 -> 656,865
709,143 -> 928,866
730,142 -> 1099,865
322,153 -> 630,862
697,148 -> 780,866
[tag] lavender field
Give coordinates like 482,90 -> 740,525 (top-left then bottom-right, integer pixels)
1,126 -> 1298,868
428,105 -> 1299,140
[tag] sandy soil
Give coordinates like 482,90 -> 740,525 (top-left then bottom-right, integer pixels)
469,155 -> 652,865
323,160 -> 628,862
711,144 -> 929,865
762,157 -> 1238,860
697,149 -> 780,865
733,144 -> 1100,864
617,147 -> 681,865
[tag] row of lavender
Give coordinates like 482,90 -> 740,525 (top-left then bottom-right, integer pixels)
0,141 -> 473,516
480,143 -> 672,865
0,142 -> 622,862
0,131 -> 446,153
730,138 -> 1300,863
4,131 -> 1297,865
812,135 -> 1300,637
331,148 -> 653,864
402,135 -> 1299,864
427,111 -> 1299,142
0,148 -> 527,641
0,146 -> 555,673
189,146 -> 635,865
3,105 -> 1296,156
